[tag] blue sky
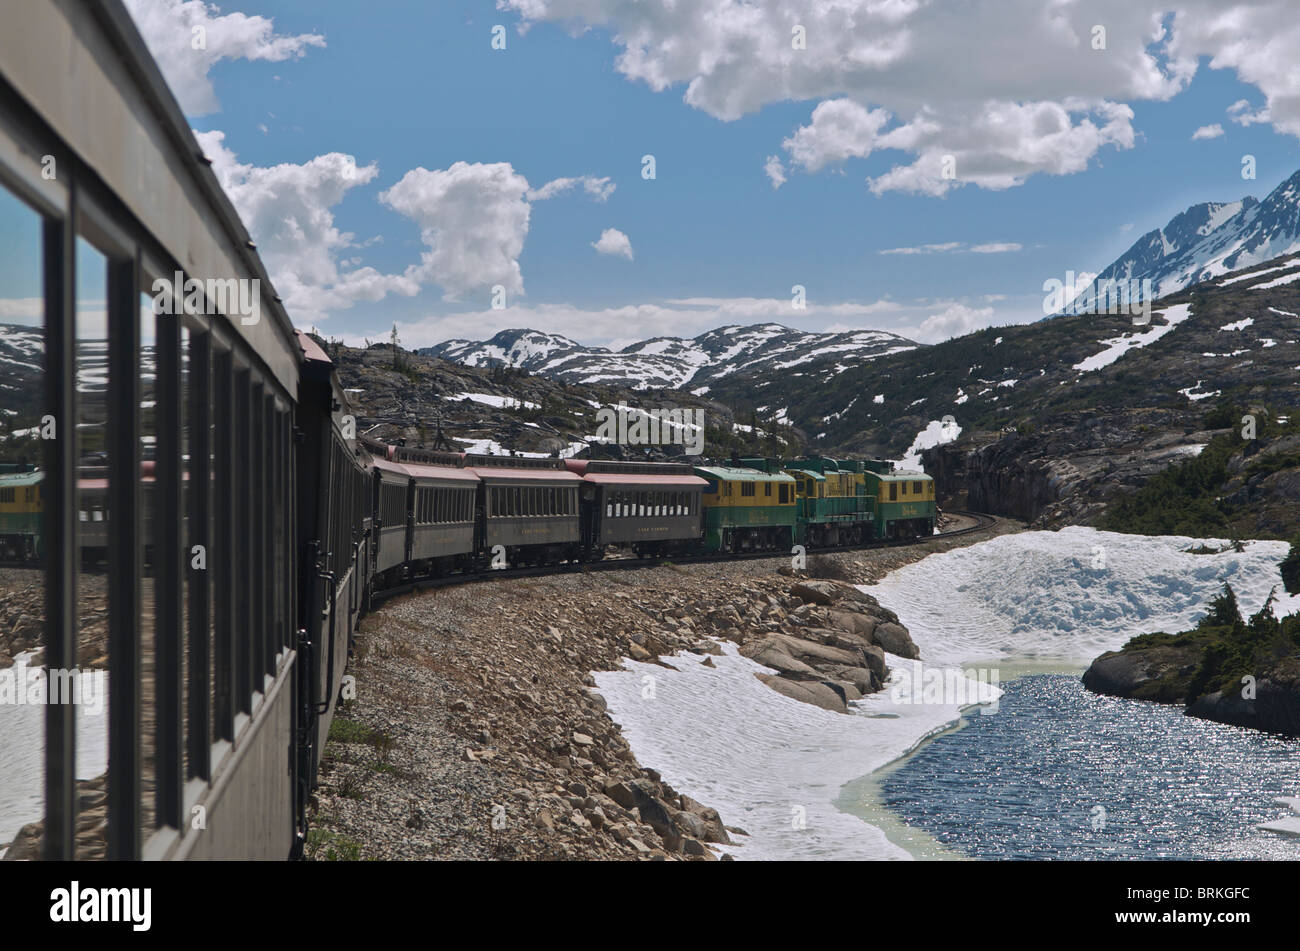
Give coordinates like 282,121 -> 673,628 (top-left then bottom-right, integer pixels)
7,1 -> 1300,349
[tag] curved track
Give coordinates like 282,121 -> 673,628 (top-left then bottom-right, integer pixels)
370,509 -> 999,606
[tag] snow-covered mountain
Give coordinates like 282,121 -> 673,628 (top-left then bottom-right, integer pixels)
1066,169 -> 1300,313
421,323 -> 920,392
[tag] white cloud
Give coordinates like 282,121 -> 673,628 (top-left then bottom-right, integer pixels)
1192,123 -> 1225,139
879,241 -> 1020,255
907,304 -> 999,343
196,130 -> 419,321
591,228 -> 634,260
501,1 -> 1300,194
380,162 -> 533,301
0,298 -> 43,321
1226,98 -> 1270,127
527,175 -> 616,202
782,99 -> 892,172
123,0 -> 324,115
763,155 -> 788,189
880,243 -> 963,255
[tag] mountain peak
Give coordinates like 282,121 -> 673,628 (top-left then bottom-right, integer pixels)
1066,170 -> 1300,313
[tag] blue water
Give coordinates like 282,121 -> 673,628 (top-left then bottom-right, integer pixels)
879,674 -> 1300,860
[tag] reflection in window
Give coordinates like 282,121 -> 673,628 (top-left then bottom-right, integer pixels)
74,237 -> 111,859
0,185 -> 47,858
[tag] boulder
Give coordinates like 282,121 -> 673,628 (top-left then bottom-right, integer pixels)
790,581 -> 840,605
739,638 -> 818,677
872,622 -> 920,659
754,673 -> 847,713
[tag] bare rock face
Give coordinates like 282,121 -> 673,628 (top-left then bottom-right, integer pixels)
1082,645 -> 1202,703
754,673 -> 848,713
871,622 -> 920,660
734,578 -> 921,712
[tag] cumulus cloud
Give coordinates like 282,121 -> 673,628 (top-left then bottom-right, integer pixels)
124,0 -> 324,115
591,228 -> 634,259
500,0 -> 1300,194
1192,123 -> 1225,139
907,304 -> 999,343
196,130 -> 419,320
380,163 -> 533,301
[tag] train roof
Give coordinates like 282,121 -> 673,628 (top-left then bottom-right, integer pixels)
580,471 -> 709,487
0,469 -> 43,486
465,463 -> 581,483
870,468 -> 931,481
565,459 -> 697,476
785,468 -> 826,482
694,465 -> 795,482
565,459 -> 706,487
374,457 -> 480,483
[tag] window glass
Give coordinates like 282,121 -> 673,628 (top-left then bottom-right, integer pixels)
0,184 -> 52,859
74,237 -> 111,858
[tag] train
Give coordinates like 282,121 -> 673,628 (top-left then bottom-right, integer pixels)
0,449 -> 935,569
0,0 -> 934,861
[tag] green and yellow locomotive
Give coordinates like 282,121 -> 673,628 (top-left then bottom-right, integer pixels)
693,464 -> 797,553
0,464 -> 42,561
696,455 -> 935,552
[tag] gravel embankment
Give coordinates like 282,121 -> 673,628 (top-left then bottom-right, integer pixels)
307,516 -> 1019,861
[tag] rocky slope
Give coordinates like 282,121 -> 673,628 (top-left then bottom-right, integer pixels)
319,338 -> 802,460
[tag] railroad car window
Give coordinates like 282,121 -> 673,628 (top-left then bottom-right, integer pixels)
913,481 -> 923,495
71,237 -> 112,858
1,183 -> 48,857
765,483 -> 772,497
212,345 -> 234,751
890,483 -> 898,501
779,484 -> 789,503
742,482 -> 755,497
139,294 -> 163,831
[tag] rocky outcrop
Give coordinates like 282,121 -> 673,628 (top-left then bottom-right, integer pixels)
1081,643 -> 1204,704
1084,642 -> 1300,737
732,577 -> 920,712
923,413 -> 1236,529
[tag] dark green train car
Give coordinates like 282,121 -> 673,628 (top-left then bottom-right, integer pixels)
694,464 -> 796,553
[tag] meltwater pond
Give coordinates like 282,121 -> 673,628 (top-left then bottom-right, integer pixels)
879,673 -> 1300,860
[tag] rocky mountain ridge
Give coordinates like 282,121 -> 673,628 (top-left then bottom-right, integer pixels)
421,323 -> 919,393
1066,168 -> 1300,313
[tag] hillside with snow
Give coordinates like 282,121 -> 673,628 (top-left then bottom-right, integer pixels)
422,323 -> 919,392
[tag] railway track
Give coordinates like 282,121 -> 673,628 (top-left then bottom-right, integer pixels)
369,509 -> 999,606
